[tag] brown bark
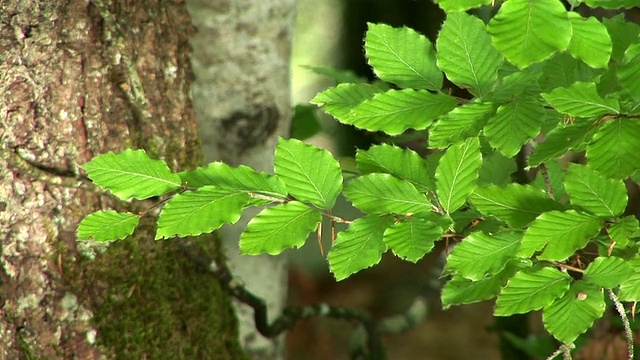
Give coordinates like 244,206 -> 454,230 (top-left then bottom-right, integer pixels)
0,1 -> 243,358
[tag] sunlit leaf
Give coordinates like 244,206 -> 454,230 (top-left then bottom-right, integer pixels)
495,266 -> 571,316
434,0 -> 491,12
310,83 -> 383,120
529,120 -> 596,166
436,137 -> 482,213
275,137 -> 342,209
429,101 -> 495,148
436,12 -> 503,98
488,0 -> 571,69
518,210 -> 602,261
618,43 -> 640,101
619,256 -> 640,301
567,13 -> 612,69
564,163 -> 627,218
365,23 -> 442,90
608,216 -> 639,248
586,118 -> 640,179
344,174 -> 432,215
240,201 -> 321,255
384,216 -> 443,263
77,211 -> 139,242
81,149 -> 181,200
356,144 -> 435,191
541,82 -> 619,117
484,98 -> 544,157
583,256 -> 633,288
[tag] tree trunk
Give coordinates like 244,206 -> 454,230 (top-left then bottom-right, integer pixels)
0,1 -> 244,358
187,0 -> 295,358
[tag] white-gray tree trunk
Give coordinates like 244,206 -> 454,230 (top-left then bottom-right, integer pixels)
187,1 -> 295,358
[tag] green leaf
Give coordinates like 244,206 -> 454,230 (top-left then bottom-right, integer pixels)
567,13 -> 612,69
383,216 -> 443,263
356,144 -> 435,191
470,184 -> 564,228
445,231 -> 521,281
178,162 -> 287,203
434,0 -> 491,12
429,101 -> 496,149
442,274 -> 505,309
564,163 -> 627,218
518,210 -> 602,261
483,98 -> 544,157
583,257 -> 633,288
618,43 -> 640,101
531,160 -> 566,202
584,0 -> 640,9
602,14 -> 640,63
488,0 -> 571,69
291,105 -> 322,140
328,215 -> 395,281
495,266 -> 571,316
528,120 -> 595,166
156,186 -> 251,239
541,82 -> 620,117
618,256 -> 640,301
81,149 -> 181,200
365,23 -> 442,90
537,53 -> 602,91
436,12 -> 503,98
275,137 -> 342,209
586,118 -> 640,179
609,216 -> 639,248
344,174 -> 432,215
435,137 -> 482,214
492,67 -> 542,100
239,201 -> 321,255
301,65 -> 367,84
310,83 -> 383,120
477,151 -> 517,187
542,281 -> 605,344
343,89 -> 458,135
77,211 -> 139,242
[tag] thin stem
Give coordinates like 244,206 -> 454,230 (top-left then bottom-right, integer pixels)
608,289 -> 634,360
539,163 -> 555,201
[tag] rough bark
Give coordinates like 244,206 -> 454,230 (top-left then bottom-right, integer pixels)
186,0 -> 295,358
0,1 -> 244,358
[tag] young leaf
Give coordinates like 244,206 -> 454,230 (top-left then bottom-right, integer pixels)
383,216 -> 443,263
586,118 -> 640,179
618,43 -> 640,100
239,201 -> 321,255
564,163 -> 627,218
328,215 -> 395,281
609,216 -> 639,248
583,256 -> 633,288
356,144 -> 435,191
156,186 -> 251,239
434,0 -> 491,12
618,256 -> 640,302
441,274 -> 505,309
436,137 -> 482,214
343,89 -> 458,135
275,137 -> 342,210
178,162 -> 287,201
528,120 -> 595,166
483,98 -> 544,157
470,184 -> 564,228
429,101 -> 495,148
77,211 -> 139,242
495,266 -> 571,316
310,83 -> 383,120
518,210 -> 602,261
343,174 -> 432,215
436,12 -> 503,98
567,13 -> 612,69
445,231 -> 521,281
364,23 -> 442,90
541,82 -> 620,117
81,149 -> 181,200
487,0 -> 571,69
542,281 -> 605,344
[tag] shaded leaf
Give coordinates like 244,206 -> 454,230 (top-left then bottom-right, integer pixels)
586,118 -> 640,179
529,120 -> 595,166
384,216 -> 443,263
328,215 -> 395,281
429,101 -> 495,148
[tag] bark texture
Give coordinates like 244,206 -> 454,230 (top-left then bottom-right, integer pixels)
0,1 -> 243,358
187,0 -> 295,358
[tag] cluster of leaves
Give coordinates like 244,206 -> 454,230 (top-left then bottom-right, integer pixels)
78,0 -> 640,355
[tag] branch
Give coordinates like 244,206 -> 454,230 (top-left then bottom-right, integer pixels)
609,289 -> 634,360
180,238 -> 429,359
